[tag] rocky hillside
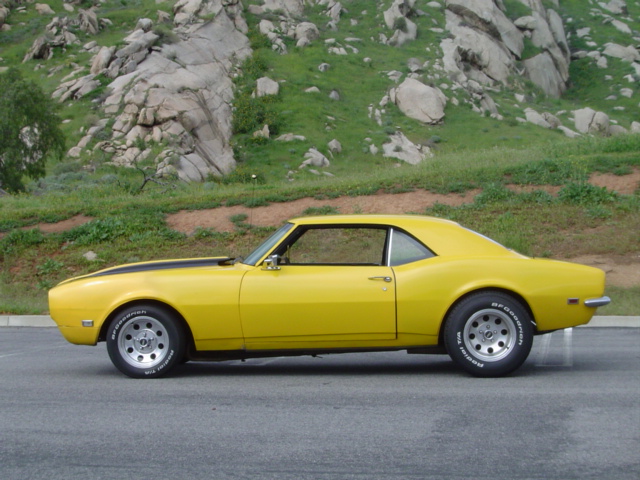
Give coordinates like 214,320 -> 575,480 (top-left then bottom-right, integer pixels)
1,0 -> 639,184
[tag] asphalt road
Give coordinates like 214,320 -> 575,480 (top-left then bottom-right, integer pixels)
1,327 -> 638,480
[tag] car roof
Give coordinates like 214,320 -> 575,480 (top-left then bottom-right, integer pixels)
287,214 -> 515,257
289,214 -> 458,228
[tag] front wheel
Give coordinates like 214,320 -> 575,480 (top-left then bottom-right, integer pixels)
444,292 -> 534,377
106,305 -> 186,378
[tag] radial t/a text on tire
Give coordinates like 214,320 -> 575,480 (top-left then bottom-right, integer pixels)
106,304 -> 186,378
444,292 -> 534,377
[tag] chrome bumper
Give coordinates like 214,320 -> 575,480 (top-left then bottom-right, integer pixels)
584,296 -> 611,308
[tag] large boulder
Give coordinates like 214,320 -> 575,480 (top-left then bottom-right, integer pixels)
523,52 -> 566,99
382,132 -> 432,165
0,6 -> 10,27
524,108 -> 552,129
383,0 -> 420,46
255,77 -> 279,97
391,78 -> 446,124
294,22 -> 320,46
300,148 -> 330,168
90,46 -> 116,75
573,108 -> 611,136
383,0 -> 416,30
599,0 -> 629,15
602,43 -> 640,63
388,18 -> 418,47
35,3 -> 55,15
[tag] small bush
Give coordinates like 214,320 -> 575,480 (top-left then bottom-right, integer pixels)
502,0 -> 532,20
238,53 -> 269,83
221,167 -> 266,185
51,161 -> 83,175
153,24 -> 179,45
232,93 -> 282,136
393,17 -> 408,33
505,159 -> 576,185
62,218 -> 127,245
36,258 -> 64,276
474,184 -> 516,205
302,206 -> 339,216
559,183 -> 618,205
1,229 -> 46,256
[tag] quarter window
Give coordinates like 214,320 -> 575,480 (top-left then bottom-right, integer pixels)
389,229 -> 434,266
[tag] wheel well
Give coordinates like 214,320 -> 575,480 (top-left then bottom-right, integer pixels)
437,288 -> 536,346
98,300 -> 195,349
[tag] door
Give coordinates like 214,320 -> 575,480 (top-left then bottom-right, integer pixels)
239,226 -> 397,347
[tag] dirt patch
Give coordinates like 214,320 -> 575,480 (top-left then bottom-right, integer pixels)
590,169 -> 640,195
23,169 -> 640,287
166,169 -> 639,235
166,189 -> 480,234
32,214 -> 94,234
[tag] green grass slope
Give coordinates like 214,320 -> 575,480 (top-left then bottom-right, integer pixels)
0,0 -> 638,314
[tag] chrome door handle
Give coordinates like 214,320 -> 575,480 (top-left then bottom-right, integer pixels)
368,276 -> 392,282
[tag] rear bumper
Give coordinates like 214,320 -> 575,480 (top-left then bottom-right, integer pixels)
584,296 -> 611,308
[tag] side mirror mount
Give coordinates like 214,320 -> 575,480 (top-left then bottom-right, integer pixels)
262,254 -> 281,271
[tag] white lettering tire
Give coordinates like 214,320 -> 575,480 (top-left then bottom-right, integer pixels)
444,292 -> 534,377
106,305 -> 186,378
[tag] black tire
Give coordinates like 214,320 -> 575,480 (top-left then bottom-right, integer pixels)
444,292 -> 534,377
106,304 -> 186,378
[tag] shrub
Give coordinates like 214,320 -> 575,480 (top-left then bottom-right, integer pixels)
474,183 -> 516,205
1,229 -> 46,256
153,24 -> 179,45
558,183 -> 618,205
62,218 -> 127,245
232,93 -> 281,136
302,206 -> 339,216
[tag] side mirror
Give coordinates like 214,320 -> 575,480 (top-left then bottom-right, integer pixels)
262,254 -> 281,271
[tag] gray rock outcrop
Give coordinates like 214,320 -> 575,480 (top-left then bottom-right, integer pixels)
382,132 -> 433,165
59,0 -> 251,181
442,0 -> 570,98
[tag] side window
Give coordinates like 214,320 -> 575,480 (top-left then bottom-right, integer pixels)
389,229 -> 434,266
284,227 -> 387,265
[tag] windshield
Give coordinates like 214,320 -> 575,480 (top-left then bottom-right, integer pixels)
242,223 -> 295,266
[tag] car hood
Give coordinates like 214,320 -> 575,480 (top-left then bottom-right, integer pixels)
55,256 -> 235,286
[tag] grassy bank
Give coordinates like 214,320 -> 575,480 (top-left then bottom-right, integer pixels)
1,135 -> 638,315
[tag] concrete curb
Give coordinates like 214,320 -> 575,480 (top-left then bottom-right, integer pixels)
0,315 -> 57,327
0,315 -> 638,328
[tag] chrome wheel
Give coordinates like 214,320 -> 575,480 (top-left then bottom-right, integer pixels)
444,292 -> 534,377
107,305 -> 186,378
462,309 -> 517,362
118,316 -> 169,368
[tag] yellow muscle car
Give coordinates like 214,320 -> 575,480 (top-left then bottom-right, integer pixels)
48,215 -> 610,378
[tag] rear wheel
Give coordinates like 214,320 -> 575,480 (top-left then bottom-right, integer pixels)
444,292 -> 534,377
106,305 -> 186,378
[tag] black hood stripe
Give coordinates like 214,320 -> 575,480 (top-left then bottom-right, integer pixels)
89,258 -> 234,278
